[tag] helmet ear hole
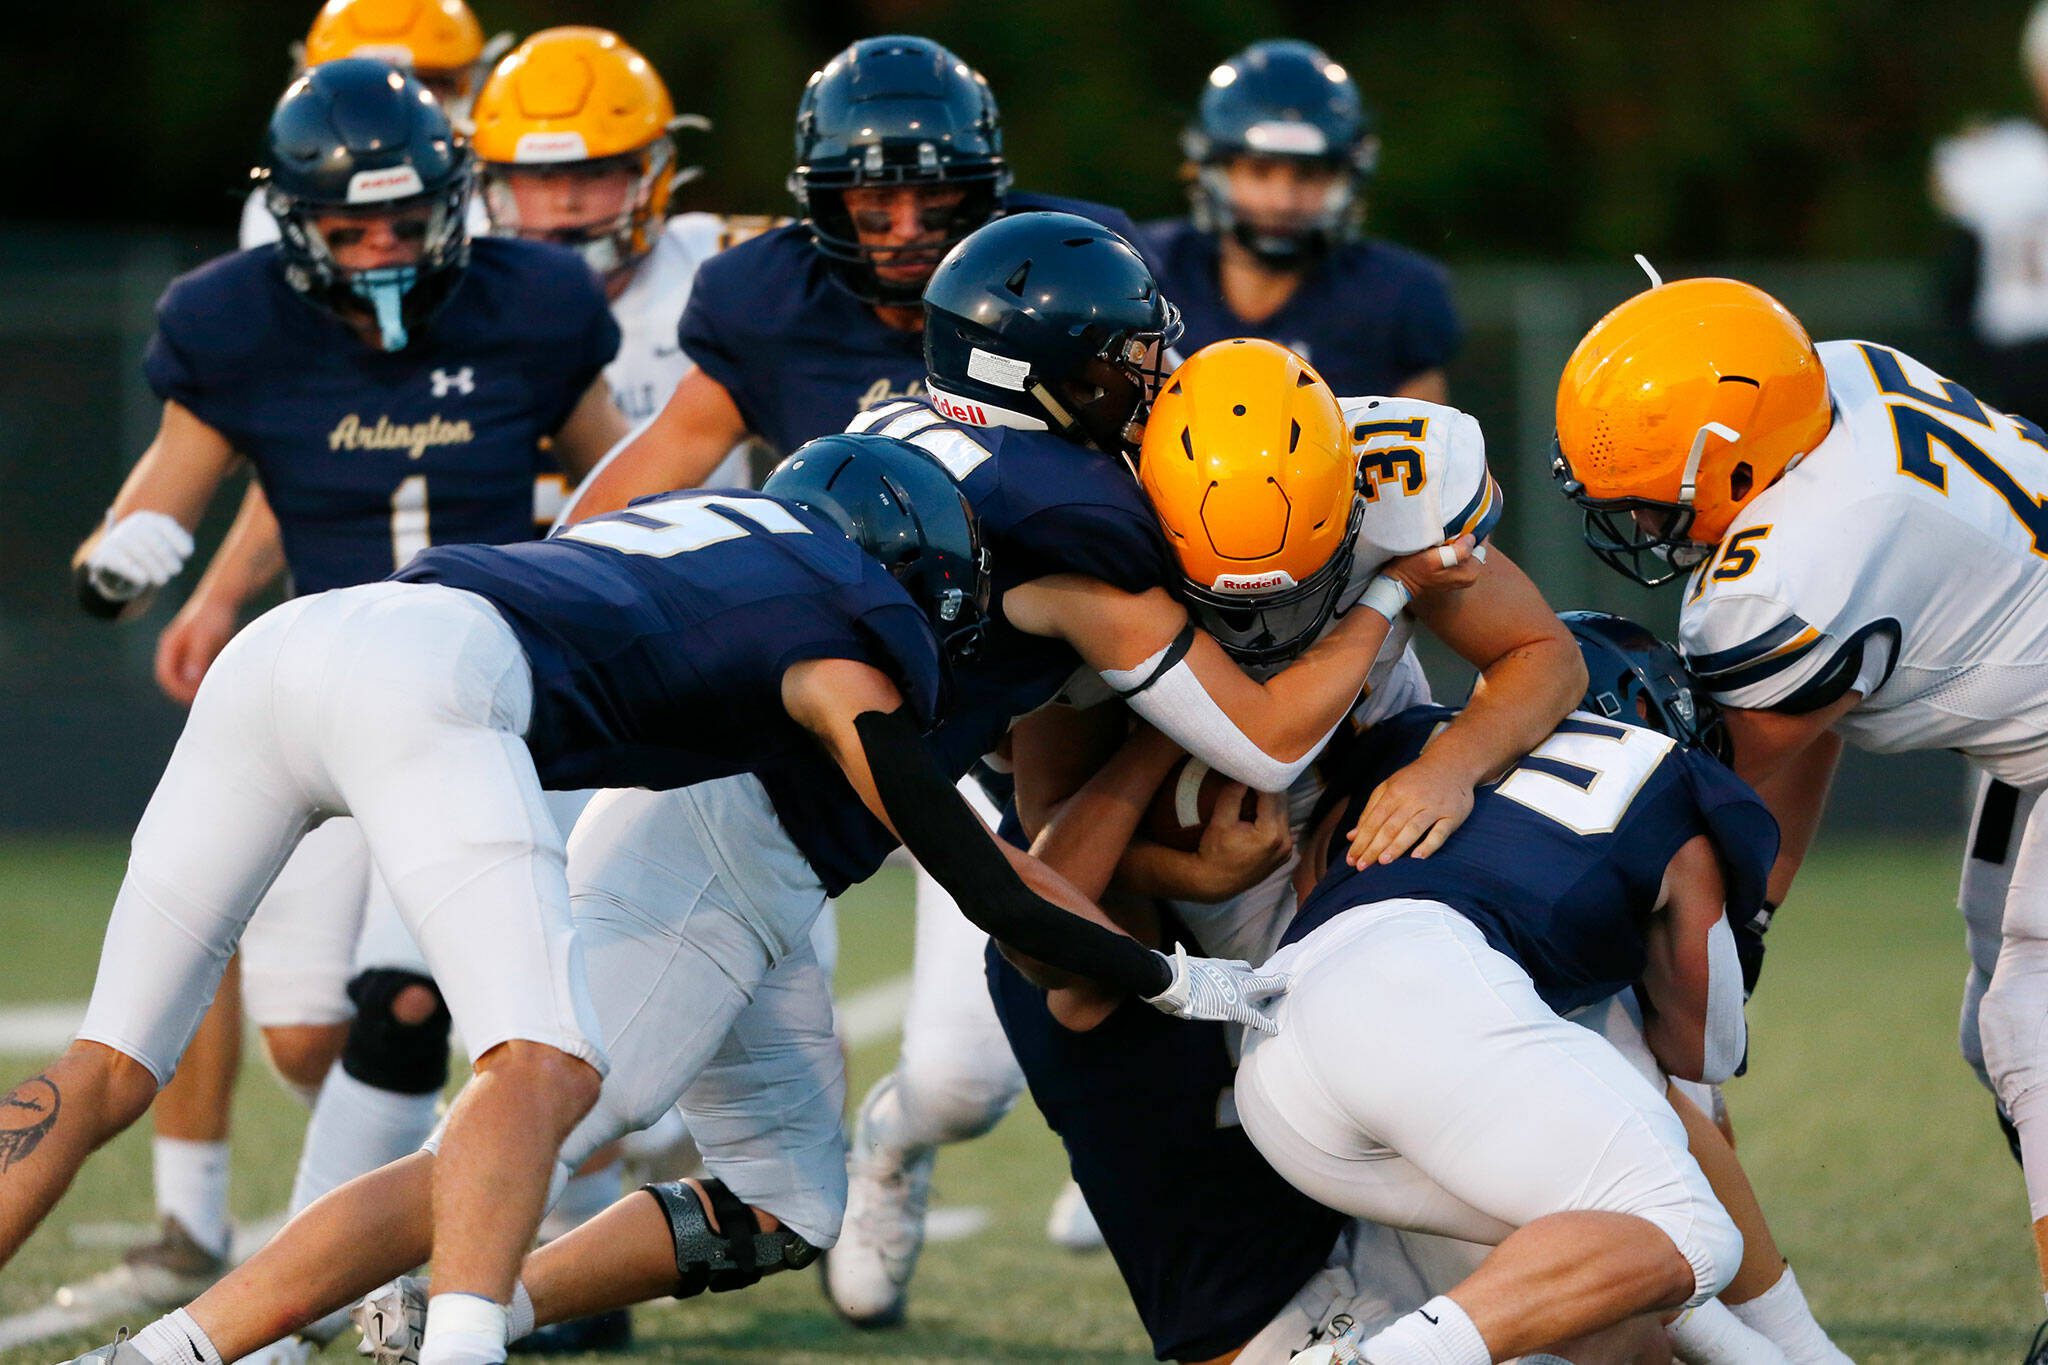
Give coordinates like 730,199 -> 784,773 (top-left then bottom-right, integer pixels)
1730,461 -> 1754,502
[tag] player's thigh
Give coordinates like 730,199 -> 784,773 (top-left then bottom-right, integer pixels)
677,948 -> 848,1247
559,781 -> 828,1164
1244,904 -> 1714,1237
78,599 -> 327,1082
323,587 -> 599,1070
240,816 -> 372,1029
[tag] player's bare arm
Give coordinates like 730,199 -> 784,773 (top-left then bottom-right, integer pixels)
153,482 -> 287,706
1011,703 -> 1292,905
548,376 -> 633,479
72,399 -> 239,621
561,368 -> 749,522
1638,833 -> 1746,1084
1347,546 -> 1586,867
1724,697 -> 1857,901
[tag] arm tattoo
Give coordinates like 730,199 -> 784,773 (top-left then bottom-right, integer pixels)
0,1077 -> 60,1172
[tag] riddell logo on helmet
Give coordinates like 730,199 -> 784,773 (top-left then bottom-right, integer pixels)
930,392 -> 991,426
514,131 -> 591,164
1214,571 -> 1297,594
346,166 -> 427,204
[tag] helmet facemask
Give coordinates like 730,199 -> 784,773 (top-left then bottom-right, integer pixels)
1190,149 -> 1371,270
481,142 -> 674,282
1037,317 -> 1184,462
1552,419 -> 1741,589
1185,493 -> 1363,669
268,173 -> 474,351
797,166 -> 1008,307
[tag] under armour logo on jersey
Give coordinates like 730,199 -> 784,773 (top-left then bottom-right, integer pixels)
430,367 -> 476,397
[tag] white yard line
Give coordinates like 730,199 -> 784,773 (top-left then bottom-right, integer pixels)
0,974 -> 922,1349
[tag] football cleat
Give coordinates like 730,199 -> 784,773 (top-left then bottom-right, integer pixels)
234,1334 -> 317,1365
821,1091 -> 936,1328
52,1216 -> 227,1318
506,1309 -> 631,1355
353,1275 -> 426,1365
1043,1179 -> 1107,1254
54,1329 -> 151,1365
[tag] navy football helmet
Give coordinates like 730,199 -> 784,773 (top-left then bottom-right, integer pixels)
788,36 -> 1011,306
1182,39 -> 1378,268
1563,610 -> 1731,761
923,212 -> 1182,462
258,58 -> 475,351
765,434 -> 992,666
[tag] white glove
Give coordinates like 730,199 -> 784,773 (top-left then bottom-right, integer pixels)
1142,943 -> 1288,1035
85,511 -> 193,601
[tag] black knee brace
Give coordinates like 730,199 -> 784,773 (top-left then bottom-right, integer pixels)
341,969 -> 451,1095
643,1178 -> 818,1298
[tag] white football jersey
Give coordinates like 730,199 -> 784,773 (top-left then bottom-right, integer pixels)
1681,339 -> 2048,787
603,212 -> 782,491
1933,119 -> 2048,346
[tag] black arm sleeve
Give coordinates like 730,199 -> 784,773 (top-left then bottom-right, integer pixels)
854,707 -> 1173,997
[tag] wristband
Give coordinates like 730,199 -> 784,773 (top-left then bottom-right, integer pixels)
1356,574 -> 1412,624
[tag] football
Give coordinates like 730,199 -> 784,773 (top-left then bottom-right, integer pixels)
1141,755 -> 1258,851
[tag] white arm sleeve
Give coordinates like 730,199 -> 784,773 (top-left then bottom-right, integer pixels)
1700,913 -> 1748,1084
1100,647 -> 1340,792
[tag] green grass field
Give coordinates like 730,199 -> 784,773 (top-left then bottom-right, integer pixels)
0,834 -> 2035,1363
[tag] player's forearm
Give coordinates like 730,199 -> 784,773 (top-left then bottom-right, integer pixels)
854,708 -> 1171,997
1427,636 -> 1586,786
1029,726 -> 1185,902
188,483 -> 286,616
1753,730 -> 1841,903
1245,604 -> 1397,761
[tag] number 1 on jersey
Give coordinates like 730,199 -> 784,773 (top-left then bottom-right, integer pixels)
390,475 -> 429,570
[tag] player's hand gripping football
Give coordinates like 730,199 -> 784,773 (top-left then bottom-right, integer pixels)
1142,942 -> 1289,1034
1346,751 -> 1476,867
1184,783 -> 1294,901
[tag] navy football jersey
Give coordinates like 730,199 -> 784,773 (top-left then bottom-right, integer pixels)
988,924 -> 1345,1362
677,193 -> 1151,458
752,397 -> 1178,895
1288,707 -> 1778,1014
392,490 -> 943,793
145,239 -> 620,594
1140,219 -> 1461,397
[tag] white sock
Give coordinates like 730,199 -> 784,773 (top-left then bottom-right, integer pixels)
509,1281 -> 536,1342
151,1138 -> 230,1258
288,1064 -> 440,1214
133,1308 -> 225,1365
538,1165 -> 618,1243
1728,1266 -> 1853,1365
1668,1298 -> 1790,1364
1361,1296 -> 1491,1365
420,1292 -> 508,1365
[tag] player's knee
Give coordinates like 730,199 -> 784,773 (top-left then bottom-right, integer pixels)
261,1022 -> 347,1096
341,970 -> 451,1096
895,1060 -> 1022,1145
641,1178 -> 819,1299
473,1039 -> 604,1122
1977,947 -> 2048,1102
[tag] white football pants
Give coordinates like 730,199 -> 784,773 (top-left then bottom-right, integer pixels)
1235,900 -> 1742,1309
77,582 -> 605,1084
540,777 -> 848,1247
